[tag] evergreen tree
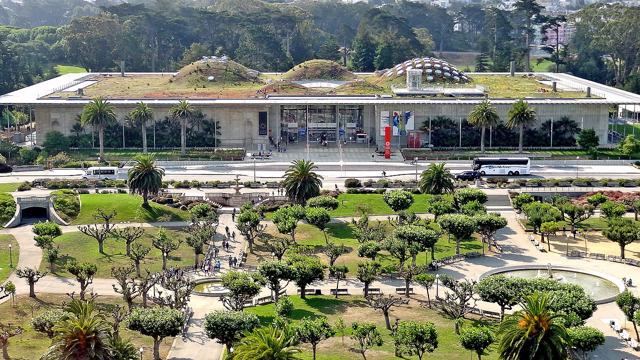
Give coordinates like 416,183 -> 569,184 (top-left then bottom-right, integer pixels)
374,42 -> 393,70
350,33 -> 376,71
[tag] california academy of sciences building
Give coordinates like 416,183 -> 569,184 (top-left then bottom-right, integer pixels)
1,57 -> 640,151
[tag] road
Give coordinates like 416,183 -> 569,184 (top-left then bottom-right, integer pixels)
1,162 -> 638,186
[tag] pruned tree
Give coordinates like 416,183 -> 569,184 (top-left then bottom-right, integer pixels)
129,243 -> 151,277
77,209 -> 116,254
398,264 -> 426,298
127,307 -> 184,360
0,323 -> 23,360
16,267 -> 47,298
111,266 -> 140,312
357,261 -> 381,298
366,294 -> 409,330
440,279 -> 477,334
474,213 -> 508,253
258,260 -> 293,302
264,236 -> 294,261
66,261 -> 97,300
204,310 -> 259,351
325,241 -> 348,267
45,246 -> 60,273
153,270 -> 195,309
561,203 -> 594,238
415,273 -> 436,308
394,320 -> 438,360
329,265 -> 348,299
151,228 -> 182,270
220,271 -> 264,311
476,275 -> 519,321
185,221 -> 215,267
351,322 -> 383,360
32,309 -> 66,339
287,255 -> 325,300
111,226 -> 145,257
295,317 -> 335,360
383,237 -> 410,268
236,208 -> 265,253
137,270 -> 159,308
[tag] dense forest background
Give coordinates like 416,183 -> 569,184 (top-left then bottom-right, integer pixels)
1,0 -> 639,96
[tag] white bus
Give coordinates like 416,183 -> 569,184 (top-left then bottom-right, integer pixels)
472,157 -> 531,176
83,167 -> 120,180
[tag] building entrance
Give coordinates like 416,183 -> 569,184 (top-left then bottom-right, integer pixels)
279,105 -> 365,148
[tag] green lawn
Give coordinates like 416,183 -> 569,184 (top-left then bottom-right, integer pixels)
0,234 -> 18,283
523,216 -> 609,231
245,295 -> 498,360
54,64 -> 87,74
73,194 -> 189,224
331,194 -> 430,217
259,222 -> 483,275
1,294 -> 172,360
41,228 -> 194,278
0,183 -> 20,192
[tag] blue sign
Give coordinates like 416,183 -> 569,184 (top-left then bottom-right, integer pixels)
298,128 -> 306,136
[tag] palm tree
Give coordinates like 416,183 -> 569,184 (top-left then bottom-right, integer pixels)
80,97 -> 116,160
43,300 -> 112,360
419,163 -> 454,194
129,102 -> 153,153
507,99 -> 537,153
232,326 -> 300,360
497,292 -> 569,360
170,100 -> 193,156
128,154 -> 165,207
282,159 -> 323,204
468,100 -> 500,153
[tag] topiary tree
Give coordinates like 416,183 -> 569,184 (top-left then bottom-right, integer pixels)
475,275 -> 520,321
358,241 -> 381,260
511,193 -> 534,212
306,195 -> 339,210
459,326 -> 494,360
350,322 -> 383,360
617,290 -> 640,341
16,267 -> 47,298
32,221 -> 62,237
474,213 -> 507,253
393,320 -> 438,360
567,326 -> 605,360
604,217 -> 640,259
561,203 -> 594,237
66,261 -> 97,300
287,255 -> 325,299
324,241 -> 348,267
454,188 -> 487,206
127,307 -> 184,360
305,207 -> 332,244
258,260 -> 293,302
295,317 -> 335,360
357,261 -> 381,297
383,190 -> 414,212
600,200 -> 627,220
540,221 -> 560,251
365,294 -> 409,331
522,202 -> 562,233
203,310 -> 259,351
415,273 -> 436,308
189,203 -> 217,222
220,271 -> 265,311
151,228 -> 182,270
586,193 -> 608,207
437,214 -> 476,255
236,207 -> 265,253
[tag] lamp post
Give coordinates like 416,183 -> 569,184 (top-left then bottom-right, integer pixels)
575,156 -> 580,179
435,274 -> 440,299
139,347 -> 144,360
8,244 -> 12,268
414,157 -> 418,182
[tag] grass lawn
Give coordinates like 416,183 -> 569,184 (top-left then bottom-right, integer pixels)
53,64 -> 87,74
245,295 -> 498,360
41,228 -> 194,278
73,194 -> 189,224
252,222 -> 483,274
0,294 -> 172,360
522,216 -> 609,231
0,234 -> 18,282
0,183 -> 20,192
330,194 -> 430,217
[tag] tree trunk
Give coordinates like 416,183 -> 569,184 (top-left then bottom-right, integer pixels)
2,343 -> 9,360
547,234 -> 551,252
126,242 -> 131,257
500,306 -> 505,321
194,252 -> 199,267
405,278 -> 411,298
480,126 -> 486,153
273,284 -> 281,302
633,320 -> 639,342
335,278 -> 340,299
98,128 -> 105,161
426,287 -> 431,308
455,239 -> 460,255
153,338 -> 161,360
29,283 -> 35,298
383,310 -> 391,330
143,189 -> 149,207
621,244 -> 626,259
364,283 -> 369,298
134,261 -> 141,277
312,344 -> 317,360
431,247 -> 435,261
180,119 -> 187,156
518,124 -> 524,153
142,122 -> 147,153
98,240 -> 104,254
162,254 -> 167,270
142,291 -> 148,307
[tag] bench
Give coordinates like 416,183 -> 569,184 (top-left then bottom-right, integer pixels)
483,310 -> 501,319
365,288 -> 382,295
625,259 -> 640,267
395,287 -> 414,295
330,288 -> 350,296
608,255 -> 623,263
568,250 -> 580,258
590,253 -> 606,260
297,288 -> 322,295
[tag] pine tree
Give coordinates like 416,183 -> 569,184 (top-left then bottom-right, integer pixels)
350,33 -> 376,71
374,42 -> 393,70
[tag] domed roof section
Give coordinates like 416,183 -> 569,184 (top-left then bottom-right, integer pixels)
283,60 -> 355,81
382,57 -> 470,83
173,56 -> 261,84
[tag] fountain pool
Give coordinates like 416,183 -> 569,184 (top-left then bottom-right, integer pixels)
193,278 -> 228,297
482,265 -> 625,304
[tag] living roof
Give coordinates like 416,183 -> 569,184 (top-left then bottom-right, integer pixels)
40,59 -> 591,100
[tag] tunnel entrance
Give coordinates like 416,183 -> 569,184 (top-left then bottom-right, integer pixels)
21,207 -> 48,223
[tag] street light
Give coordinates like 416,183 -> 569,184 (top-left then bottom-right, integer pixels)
414,157 -> 418,182
139,347 -> 144,360
435,274 -> 440,299
8,244 -> 12,268
576,156 -> 580,179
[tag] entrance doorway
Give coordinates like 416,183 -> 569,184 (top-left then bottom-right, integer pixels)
279,105 -> 365,148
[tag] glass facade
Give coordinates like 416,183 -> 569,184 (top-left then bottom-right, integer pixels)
280,105 -> 364,145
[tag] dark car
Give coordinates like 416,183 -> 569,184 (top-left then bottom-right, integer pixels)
455,171 -> 480,181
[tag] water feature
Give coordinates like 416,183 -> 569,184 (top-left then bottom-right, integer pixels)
483,265 -> 624,303
193,278 -> 228,297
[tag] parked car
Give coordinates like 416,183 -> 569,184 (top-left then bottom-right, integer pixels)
455,171 -> 480,181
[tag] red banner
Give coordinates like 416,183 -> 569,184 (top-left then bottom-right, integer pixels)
384,126 -> 391,159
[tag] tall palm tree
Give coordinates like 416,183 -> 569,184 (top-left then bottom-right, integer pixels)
468,100 -> 500,153
497,292 -> 569,360
81,97 -> 116,160
43,300 -> 112,360
128,154 -> 165,207
169,100 -> 193,156
129,102 -> 153,153
507,99 -> 537,153
232,326 -> 300,360
282,159 -> 323,204
419,163 -> 454,194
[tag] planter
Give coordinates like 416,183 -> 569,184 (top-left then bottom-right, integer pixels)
606,182 -> 619,187
217,183 -> 231,189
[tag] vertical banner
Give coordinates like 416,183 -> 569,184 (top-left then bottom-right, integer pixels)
405,111 -> 414,131
384,126 -> 391,159
258,111 -> 268,136
392,111 -> 400,136
380,111 -> 389,135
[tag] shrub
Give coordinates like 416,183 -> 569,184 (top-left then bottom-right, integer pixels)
307,195 -> 339,210
383,190 -> 414,212
19,148 -> 39,165
344,178 -> 362,188
51,189 -> 80,221
17,181 -> 32,191
0,193 -> 16,224
32,221 -> 61,237
42,131 -> 70,154
275,296 -> 294,317
48,152 -> 71,168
